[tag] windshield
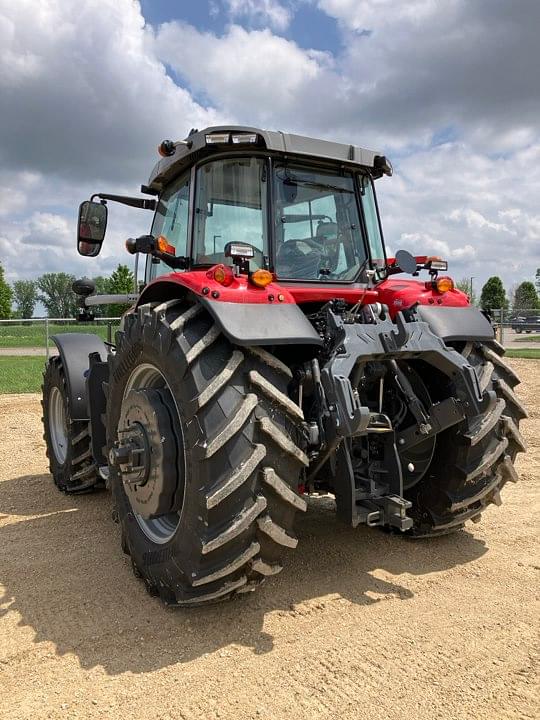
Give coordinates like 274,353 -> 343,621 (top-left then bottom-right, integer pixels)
273,164 -> 368,281
193,157 -> 268,269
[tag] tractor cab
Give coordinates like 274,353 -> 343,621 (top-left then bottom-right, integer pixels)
77,126 -> 391,289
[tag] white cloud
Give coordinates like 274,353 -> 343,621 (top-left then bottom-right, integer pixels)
317,0 -> 439,32
224,0 -> 292,30
447,208 -> 513,235
154,22 -> 332,127
377,141 -> 540,288
0,0 -> 220,184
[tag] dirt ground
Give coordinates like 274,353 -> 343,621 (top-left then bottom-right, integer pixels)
0,359 -> 538,720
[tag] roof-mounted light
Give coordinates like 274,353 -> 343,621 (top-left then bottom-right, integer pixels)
205,133 -> 230,144
231,133 -> 258,144
374,155 -> 393,177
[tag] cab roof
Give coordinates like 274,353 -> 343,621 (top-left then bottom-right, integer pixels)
146,126 -> 389,193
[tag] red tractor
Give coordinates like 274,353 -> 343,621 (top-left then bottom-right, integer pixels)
42,127 -> 527,606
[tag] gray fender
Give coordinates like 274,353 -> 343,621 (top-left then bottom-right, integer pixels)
415,305 -> 495,342
50,333 -> 107,420
199,299 -> 323,346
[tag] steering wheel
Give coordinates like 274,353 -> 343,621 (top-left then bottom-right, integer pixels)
276,240 -> 323,279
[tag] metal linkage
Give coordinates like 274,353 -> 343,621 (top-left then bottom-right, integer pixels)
310,306 -> 484,529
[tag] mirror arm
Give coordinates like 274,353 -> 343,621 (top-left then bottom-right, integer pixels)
125,234 -> 187,270
90,193 -> 157,211
154,251 -> 188,270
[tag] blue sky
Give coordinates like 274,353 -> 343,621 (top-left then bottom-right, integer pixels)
0,0 -> 539,304
140,0 -> 342,53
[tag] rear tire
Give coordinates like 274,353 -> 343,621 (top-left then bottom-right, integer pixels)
405,340 -> 526,536
42,356 -> 100,493
106,300 -> 307,606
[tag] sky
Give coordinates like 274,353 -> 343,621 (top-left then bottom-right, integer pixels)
1,0 -> 539,302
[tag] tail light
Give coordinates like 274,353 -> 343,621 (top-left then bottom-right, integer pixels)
250,269 -> 273,288
435,276 -> 454,293
206,264 -> 234,287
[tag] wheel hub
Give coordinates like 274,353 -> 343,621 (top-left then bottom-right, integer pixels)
111,387 -> 183,519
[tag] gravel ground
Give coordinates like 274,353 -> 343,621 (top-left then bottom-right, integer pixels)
0,358 -> 538,720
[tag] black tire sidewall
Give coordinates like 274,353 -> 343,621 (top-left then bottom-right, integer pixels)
43,357 -> 74,490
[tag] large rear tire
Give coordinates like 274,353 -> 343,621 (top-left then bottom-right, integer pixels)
405,340 -> 527,535
42,356 -> 100,493
106,300 -> 307,606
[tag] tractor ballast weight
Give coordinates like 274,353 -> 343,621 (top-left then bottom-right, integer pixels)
41,126 -> 527,606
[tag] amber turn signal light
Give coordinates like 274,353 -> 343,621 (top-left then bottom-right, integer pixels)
250,269 -> 273,287
158,140 -> 175,157
206,264 -> 234,287
156,235 -> 175,255
436,276 -> 454,293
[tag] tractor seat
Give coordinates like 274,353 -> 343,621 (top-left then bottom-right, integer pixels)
315,221 -> 338,242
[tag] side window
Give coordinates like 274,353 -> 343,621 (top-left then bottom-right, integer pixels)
149,173 -> 190,279
360,176 -> 385,267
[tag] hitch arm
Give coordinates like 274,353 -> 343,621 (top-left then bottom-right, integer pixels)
389,360 -> 432,433
396,397 -> 464,451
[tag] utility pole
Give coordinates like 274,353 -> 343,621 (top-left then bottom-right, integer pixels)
470,276 -> 475,305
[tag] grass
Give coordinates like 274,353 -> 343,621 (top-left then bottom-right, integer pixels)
514,334 -> 540,343
0,322 -> 118,348
505,348 -> 540,359
0,356 -> 46,393
1,348 -> 538,395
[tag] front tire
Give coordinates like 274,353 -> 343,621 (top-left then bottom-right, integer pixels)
106,300 -> 307,606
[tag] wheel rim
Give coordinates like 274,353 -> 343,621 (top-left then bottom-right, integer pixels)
121,363 -> 184,545
49,386 -> 68,465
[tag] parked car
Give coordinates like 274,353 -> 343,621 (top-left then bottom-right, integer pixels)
511,315 -> 540,333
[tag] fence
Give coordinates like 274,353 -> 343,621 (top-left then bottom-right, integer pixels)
1,308 -> 538,355
489,308 -> 540,345
0,317 -> 122,358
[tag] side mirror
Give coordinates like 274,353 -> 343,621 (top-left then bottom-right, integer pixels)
395,249 -> 417,275
77,200 -> 108,257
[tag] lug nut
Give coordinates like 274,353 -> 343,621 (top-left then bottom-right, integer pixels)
109,445 -> 131,465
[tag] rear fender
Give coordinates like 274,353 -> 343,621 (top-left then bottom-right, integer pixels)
137,275 -> 322,347
415,306 -> 494,342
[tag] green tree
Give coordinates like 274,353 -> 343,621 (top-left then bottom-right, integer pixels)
89,275 -> 111,318
0,262 -> 13,319
456,277 -> 477,306
37,273 -> 78,318
513,281 -> 539,312
107,264 -> 134,317
13,280 -> 38,319
480,276 -> 508,311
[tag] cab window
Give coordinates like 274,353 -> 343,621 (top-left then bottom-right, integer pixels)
149,172 -> 190,278
192,157 -> 268,269
273,164 -> 367,281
